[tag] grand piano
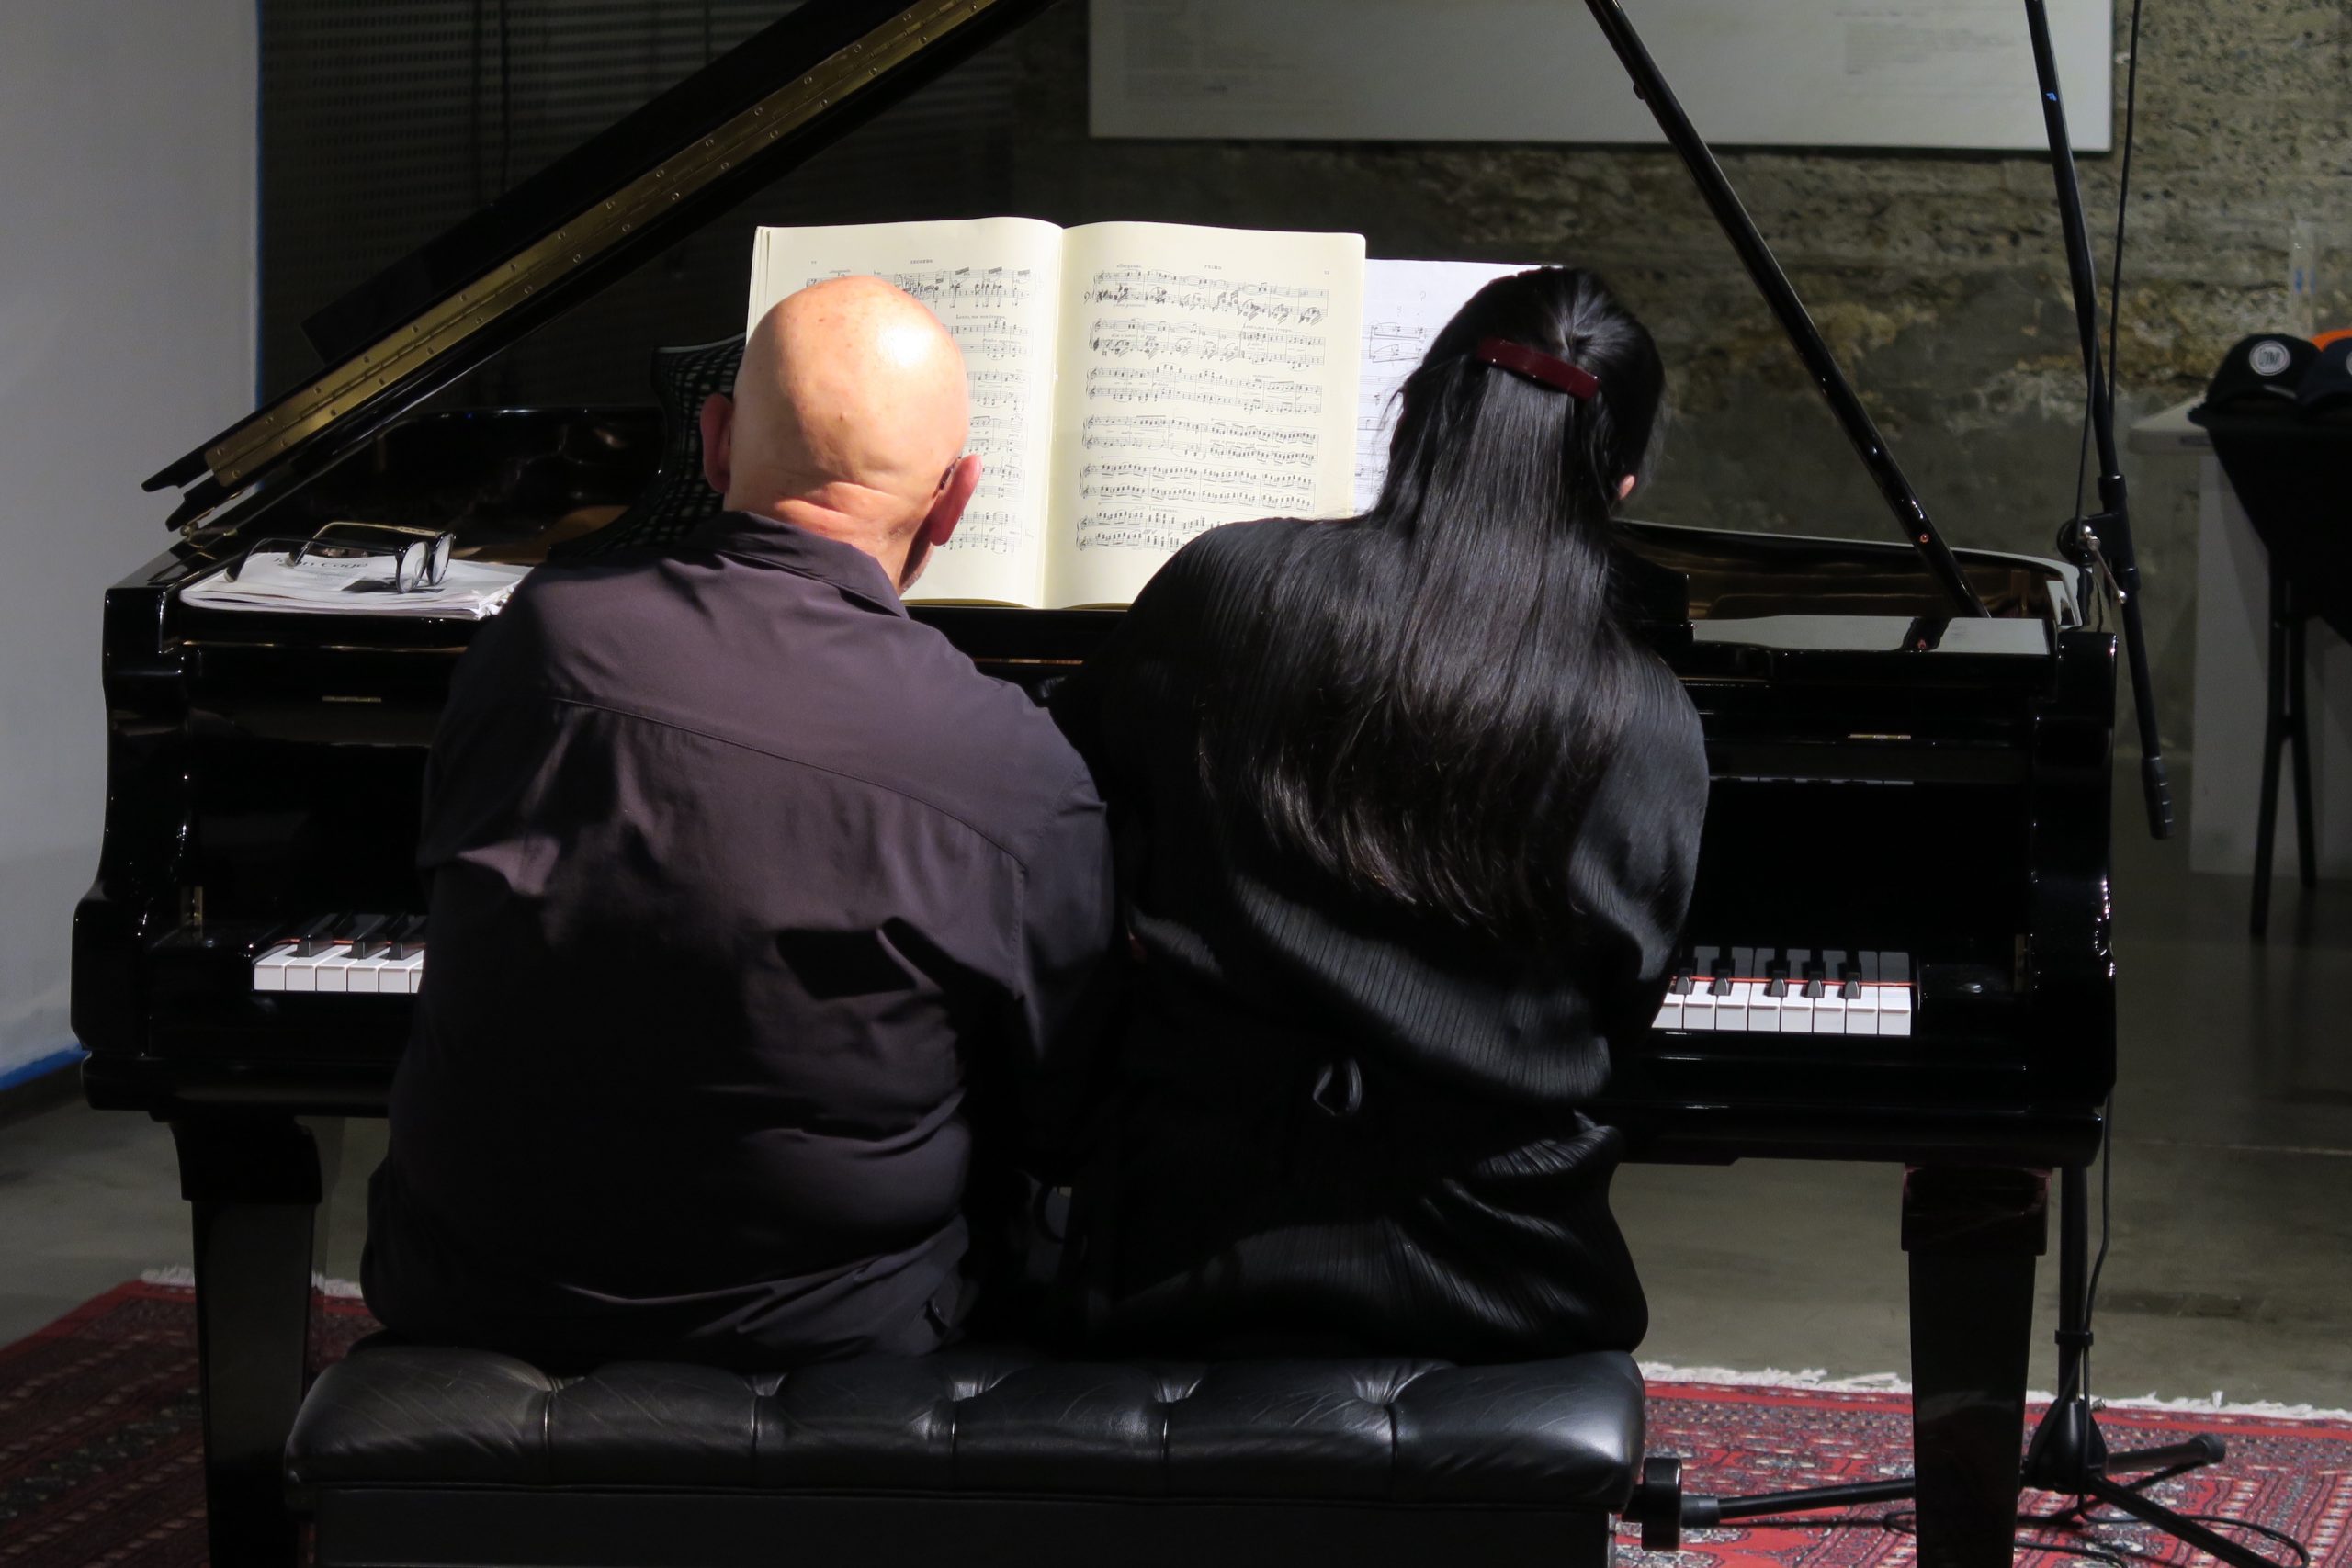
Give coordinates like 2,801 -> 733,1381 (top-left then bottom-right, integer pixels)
75,3 -> 2117,1565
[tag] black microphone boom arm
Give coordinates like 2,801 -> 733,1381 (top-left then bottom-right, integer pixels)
2023,0 -> 2174,839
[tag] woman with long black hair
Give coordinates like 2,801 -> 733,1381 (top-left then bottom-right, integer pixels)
1046,266 -> 1708,1360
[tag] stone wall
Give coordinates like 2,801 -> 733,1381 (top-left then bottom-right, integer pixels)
1004,1 -> 2352,752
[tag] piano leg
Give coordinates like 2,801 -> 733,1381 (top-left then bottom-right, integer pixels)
172,1114 -> 322,1568
1903,1165 -> 2049,1568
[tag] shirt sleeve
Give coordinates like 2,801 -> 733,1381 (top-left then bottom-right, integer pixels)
1003,771 -> 1122,1179
1570,658 -> 1712,1050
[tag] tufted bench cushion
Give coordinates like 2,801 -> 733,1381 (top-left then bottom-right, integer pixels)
287,1344 -> 1646,1567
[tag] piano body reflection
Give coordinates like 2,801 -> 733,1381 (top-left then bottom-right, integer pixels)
75,3 -> 2115,1564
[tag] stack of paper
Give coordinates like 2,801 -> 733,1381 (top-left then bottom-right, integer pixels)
183,551 -> 530,620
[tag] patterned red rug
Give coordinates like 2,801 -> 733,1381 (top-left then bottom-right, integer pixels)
1,1280 -> 2345,1567
1634,1376 -> 2350,1568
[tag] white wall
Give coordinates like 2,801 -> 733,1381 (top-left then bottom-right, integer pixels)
0,2 -> 258,1084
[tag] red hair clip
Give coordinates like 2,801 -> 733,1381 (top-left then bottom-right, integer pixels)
1476,337 -> 1600,400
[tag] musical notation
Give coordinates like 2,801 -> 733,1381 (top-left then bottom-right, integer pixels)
1078,461 -> 1317,508
1074,506 -> 1230,558
876,265 -> 1038,314
1085,367 -> 1323,419
1087,316 -> 1327,372
1364,321 -> 1441,364
1068,255 -> 1346,574
1080,268 -> 1329,328
967,367 -> 1028,412
1081,414 -> 1319,468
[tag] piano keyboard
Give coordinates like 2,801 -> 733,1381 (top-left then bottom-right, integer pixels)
1654,946 -> 1912,1036
252,914 -> 426,994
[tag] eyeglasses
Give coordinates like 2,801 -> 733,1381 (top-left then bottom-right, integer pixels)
227,521 -> 456,594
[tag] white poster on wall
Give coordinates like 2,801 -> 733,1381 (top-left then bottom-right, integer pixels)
1091,0 -> 2112,152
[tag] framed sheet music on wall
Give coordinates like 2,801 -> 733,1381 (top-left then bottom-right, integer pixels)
1089,0 -> 2113,152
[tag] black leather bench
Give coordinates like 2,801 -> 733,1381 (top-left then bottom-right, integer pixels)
286,1343 -> 1658,1567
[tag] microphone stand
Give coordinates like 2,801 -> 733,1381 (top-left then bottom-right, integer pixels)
1658,9 -> 2290,1566
1660,1167 -> 2276,1568
2028,0 -> 2174,840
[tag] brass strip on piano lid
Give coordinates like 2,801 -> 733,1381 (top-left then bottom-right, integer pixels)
206,0 -> 1006,489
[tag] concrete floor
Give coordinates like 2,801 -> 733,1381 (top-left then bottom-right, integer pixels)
4,765 -> 2347,1405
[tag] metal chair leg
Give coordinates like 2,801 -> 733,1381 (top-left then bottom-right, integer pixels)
2286,601 -> 2318,890
2251,564 -> 2290,939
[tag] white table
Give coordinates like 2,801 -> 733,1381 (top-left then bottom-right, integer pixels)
2130,400 -> 2350,879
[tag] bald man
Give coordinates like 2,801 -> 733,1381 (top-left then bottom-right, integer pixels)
363,280 -> 1117,1369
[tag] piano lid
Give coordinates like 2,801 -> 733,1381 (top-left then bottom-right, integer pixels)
152,0 -> 1999,622
146,0 -> 1055,536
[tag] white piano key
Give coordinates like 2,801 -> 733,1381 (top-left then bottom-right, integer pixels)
388,952 -> 426,994
1681,985 -> 1717,1032
1879,985 -> 1915,1037
1781,988 -> 1813,1033
1655,993 -> 1684,1030
1747,984 -> 1782,1033
252,943 -> 299,992
345,952 -> 390,994
312,949 -> 358,993
280,947 -> 342,993
1846,982 -> 1880,1036
1715,979 -> 1750,1032
1811,988 -> 1847,1034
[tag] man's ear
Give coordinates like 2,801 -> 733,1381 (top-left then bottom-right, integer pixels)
1616,472 -> 1638,503
699,393 -> 735,499
899,455 -> 984,591
920,454 -> 984,550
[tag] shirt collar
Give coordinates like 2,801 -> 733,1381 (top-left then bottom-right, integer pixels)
685,510 -> 909,618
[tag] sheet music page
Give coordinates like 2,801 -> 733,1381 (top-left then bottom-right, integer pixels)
749,219 -> 1065,606
1354,259 -> 1527,511
1047,221 -> 1365,609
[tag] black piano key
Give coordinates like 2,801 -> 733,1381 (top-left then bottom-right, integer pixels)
1885,952 -> 1913,985
294,913 -> 343,957
1763,948 -> 1790,998
1820,948 -> 1857,1001
346,913 -> 394,961
389,914 -> 428,961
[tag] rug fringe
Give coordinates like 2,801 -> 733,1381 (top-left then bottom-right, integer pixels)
140,1266 -> 365,1300
1642,1360 -> 1913,1393
1640,1359 -> 2352,1422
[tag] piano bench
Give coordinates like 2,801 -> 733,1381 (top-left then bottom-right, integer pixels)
284,1343 -> 1647,1568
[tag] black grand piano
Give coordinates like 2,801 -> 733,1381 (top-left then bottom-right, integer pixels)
75,3 -> 2117,1564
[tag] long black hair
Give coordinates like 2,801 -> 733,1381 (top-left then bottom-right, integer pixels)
1199,266 -> 1667,949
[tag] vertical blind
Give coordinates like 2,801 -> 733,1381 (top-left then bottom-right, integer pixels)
260,1 -> 1020,404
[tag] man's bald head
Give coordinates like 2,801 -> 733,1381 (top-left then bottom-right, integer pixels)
702,276 -> 982,589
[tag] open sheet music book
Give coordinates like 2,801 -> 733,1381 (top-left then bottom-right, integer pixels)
749,220 -> 1523,608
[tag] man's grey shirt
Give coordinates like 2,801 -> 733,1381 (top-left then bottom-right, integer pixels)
364,511 -> 1116,1369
